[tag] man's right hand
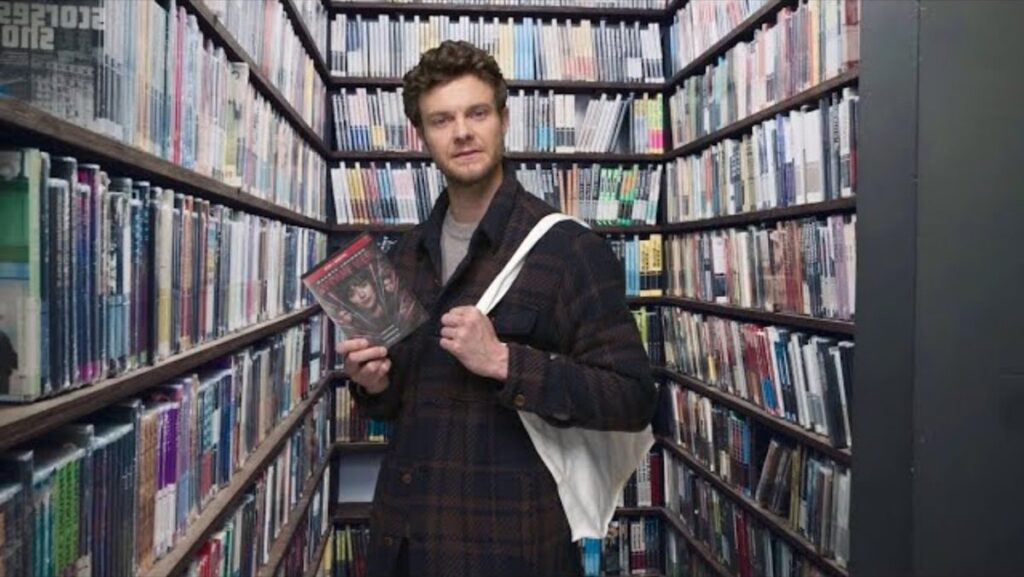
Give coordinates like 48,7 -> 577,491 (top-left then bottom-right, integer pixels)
336,338 -> 391,395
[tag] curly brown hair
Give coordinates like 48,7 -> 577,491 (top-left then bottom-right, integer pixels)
401,40 -> 508,128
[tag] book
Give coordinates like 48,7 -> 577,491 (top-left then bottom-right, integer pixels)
303,234 -> 426,348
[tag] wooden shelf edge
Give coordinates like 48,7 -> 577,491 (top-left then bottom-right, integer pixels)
660,442 -> 849,577
329,151 -> 665,163
147,375 -> 334,577
334,441 -> 389,453
0,98 -> 327,230
667,0 -> 790,89
281,0 -> 332,82
0,99 -> 329,231
257,453 -> 334,577
628,296 -> 855,337
331,501 -> 373,523
658,508 -> 735,577
330,76 -> 664,93
0,306 -> 321,451
653,369 -> 853,465
333,223 -> 416,234
326,1 -> 665,21
181,0 -> 330,157
301,530 -> 333,577
668,68 -> 860,159
661,197 -> 857,233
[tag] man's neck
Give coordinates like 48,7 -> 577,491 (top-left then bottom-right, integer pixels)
446,163 -> 504,224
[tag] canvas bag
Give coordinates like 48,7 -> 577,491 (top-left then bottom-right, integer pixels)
475,213 -> 656,542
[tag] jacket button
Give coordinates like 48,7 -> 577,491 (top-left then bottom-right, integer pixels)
513,394 -> 526,408
401,472 -> 413,485
383,536 -> 394,546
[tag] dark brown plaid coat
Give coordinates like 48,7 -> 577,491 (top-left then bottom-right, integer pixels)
351,165 -> 657,577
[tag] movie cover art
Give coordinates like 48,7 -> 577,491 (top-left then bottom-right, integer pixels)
302,234 -> 426,347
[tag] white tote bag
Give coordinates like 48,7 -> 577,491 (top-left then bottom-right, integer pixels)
475,213 -> 655,542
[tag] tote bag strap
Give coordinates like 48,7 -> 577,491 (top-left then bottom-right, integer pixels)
476,213 -> 588,315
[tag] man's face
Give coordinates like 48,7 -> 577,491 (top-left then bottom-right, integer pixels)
416,74 -> 508,187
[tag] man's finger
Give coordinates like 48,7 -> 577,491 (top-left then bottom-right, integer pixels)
347,346 -> 388,365
336,338 -> 370,355
440,326 -> 459,340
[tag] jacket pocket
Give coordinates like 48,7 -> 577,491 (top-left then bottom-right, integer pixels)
490,304 -> 538,342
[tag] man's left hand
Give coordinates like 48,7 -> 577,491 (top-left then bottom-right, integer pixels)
439,306 -> 508,381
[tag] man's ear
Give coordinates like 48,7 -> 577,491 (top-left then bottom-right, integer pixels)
500,106 -> 509,137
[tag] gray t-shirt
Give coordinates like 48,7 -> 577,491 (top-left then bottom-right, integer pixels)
441,209 -> 478,285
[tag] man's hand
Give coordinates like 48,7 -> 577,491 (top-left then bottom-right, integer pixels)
439,306 -> 509,381
336,338 -> 391,395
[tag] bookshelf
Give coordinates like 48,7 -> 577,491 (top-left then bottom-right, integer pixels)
0,2 -> 340,575
659,197 -> 856,233
666,68 -> 860,159
331,76 -> 665,93
665,0 -> 789,88
332,501 -> 374,523
630,296 -> 855,337
303,532 -> 333,577
328,150 -> 667,163
334,441 -> 390,454
0,306 -> 320,452
281,0 -> 332,81
147,374 -> 333,577
659,437 -> 849,577
0,98 -> 329,231
180,0 -> 330,155
655,368 -> 852,464
257,453 -> 334,577
325,1 -> 665,22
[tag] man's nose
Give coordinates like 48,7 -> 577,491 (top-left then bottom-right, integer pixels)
453,116 -> 471,141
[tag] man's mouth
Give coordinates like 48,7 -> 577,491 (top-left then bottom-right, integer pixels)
453,150 -> 482,160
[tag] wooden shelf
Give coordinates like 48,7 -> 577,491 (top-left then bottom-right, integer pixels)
330,150 -> 665,163
333,223 -> 674,235
258,452 -> 333,577
334,441 -> 389,454
334,223 -> 416,234
666,0 -> 790,89
181,0 -> 329,156
628,296 -> 855,337
654,369 -> 852,465
668,68 -> 860,159
593,224 -> 662,235
0,306 -> 321,452
281,0 -> 331,81
302,531 -> 333,577
332,501 -> 373,523
658,508 -> 735,577
659,440 -> 849,577
327,1 -> 665,22
0,98 -> 330,231
330,76 -> 664,93
661,197 -> 857,233
147,375 -> 333,577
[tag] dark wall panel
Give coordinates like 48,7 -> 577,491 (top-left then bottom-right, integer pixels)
850,1 -> 920,575
913,1 -> 1024,575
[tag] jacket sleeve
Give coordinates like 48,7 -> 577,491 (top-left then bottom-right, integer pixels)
495,230 -> 657,431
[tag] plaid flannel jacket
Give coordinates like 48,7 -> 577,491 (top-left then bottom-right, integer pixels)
351,165 -> 657,577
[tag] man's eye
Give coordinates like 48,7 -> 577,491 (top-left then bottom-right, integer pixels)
431,117 -> 450,127
470,109 -> 488,119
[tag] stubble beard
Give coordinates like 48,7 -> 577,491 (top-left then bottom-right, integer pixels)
440,148 -> 503,189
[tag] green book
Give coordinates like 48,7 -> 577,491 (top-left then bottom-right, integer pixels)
0,148 -> 44,401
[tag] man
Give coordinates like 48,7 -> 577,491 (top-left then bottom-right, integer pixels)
336,40 -> 656,577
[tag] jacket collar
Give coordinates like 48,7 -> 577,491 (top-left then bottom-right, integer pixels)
418,160 -> 519,269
